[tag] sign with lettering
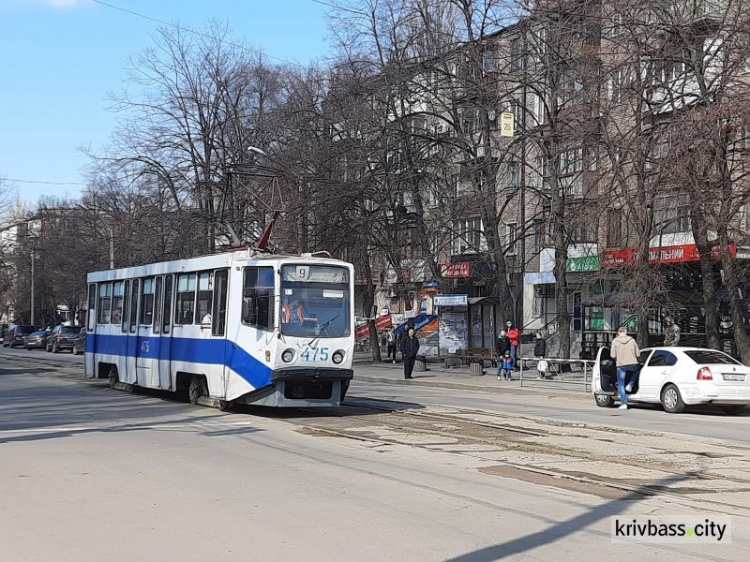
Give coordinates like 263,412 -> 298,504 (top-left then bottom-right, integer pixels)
603,244 -> 736,267
565,256 -> 601,272
433,294 -> 468,307
500,112 -> 514,137
439,262 -> 471,278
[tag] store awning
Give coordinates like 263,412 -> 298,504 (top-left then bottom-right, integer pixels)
524,272 -> 555,285
468,296 -> 504,306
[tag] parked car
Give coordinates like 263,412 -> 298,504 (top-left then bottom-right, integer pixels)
24,330 -> 50,350
72,328 -> 86,355
592,346 -> 750,414
45,325 -> 81,353
3,325 -> 37,348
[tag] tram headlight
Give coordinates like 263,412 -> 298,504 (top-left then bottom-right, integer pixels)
282,349 -> 296,363
332,350 -> 345,365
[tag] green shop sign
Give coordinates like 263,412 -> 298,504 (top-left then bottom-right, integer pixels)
565,256 -> 601,273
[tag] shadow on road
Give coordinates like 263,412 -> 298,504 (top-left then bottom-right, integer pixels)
443,473 -> 692,562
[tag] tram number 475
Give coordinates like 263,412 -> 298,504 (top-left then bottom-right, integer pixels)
300,347 -> 329,361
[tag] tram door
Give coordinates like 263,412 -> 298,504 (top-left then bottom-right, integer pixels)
124,279 -> 139,385
136,278 -> 154,387
158,275 -> 173,390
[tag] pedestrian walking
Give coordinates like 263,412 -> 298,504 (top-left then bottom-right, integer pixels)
400,327 -> 420,380
611,326 -> 641,410
506,321 -> 520,367
495,330 -> 511,378
663,316 -> 681,347
386,328 -> 397,363
533,332 -> 548,379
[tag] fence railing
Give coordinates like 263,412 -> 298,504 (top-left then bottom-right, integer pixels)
519,357 -> 595,392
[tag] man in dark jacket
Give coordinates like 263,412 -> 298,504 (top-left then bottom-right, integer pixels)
400,327 -> 420,379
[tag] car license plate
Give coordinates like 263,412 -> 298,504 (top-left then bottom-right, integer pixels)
723,374 -> 746,382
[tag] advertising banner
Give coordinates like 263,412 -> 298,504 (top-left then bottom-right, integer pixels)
439,312 -> 468,354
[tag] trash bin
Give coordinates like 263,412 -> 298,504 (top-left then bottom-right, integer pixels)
469,361 -> 484,376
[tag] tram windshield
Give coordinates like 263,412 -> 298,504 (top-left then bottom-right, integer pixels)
280,265 -> 350,338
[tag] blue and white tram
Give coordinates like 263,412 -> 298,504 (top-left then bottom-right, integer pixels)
84,250 -> 355,407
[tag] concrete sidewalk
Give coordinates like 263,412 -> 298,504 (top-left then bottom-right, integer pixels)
352,354 -> 592,399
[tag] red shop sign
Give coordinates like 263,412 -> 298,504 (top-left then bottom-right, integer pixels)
440,262 -> 471,278
603,244 -> 737,267
374,314 -> 393,330
355,323 -> 370,341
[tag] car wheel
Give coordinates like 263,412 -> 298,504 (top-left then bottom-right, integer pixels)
661,384 -> 685,414
721,405 -> 745,416
72,346 -> 79,356
52,342 -> 59,353
594,393 -> 615,408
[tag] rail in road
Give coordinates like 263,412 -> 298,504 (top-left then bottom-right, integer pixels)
287,397 -> 750,516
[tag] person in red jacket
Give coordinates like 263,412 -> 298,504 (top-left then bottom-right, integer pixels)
506,320 -> 520,367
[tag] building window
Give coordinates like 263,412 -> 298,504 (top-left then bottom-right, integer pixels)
483,46 -> 495,72
534,155 -> 546,189
610,67 -> 631,104
176,273 -> 196,325
506,222 -> 518,255
510,37 -> 525,72
453,217 -> 485,255
462,108 -> 478,134
606,209 -> 623,247
571,220 -> 597,243
654,194 -> 690,234
509,161 -> 521,188
532,221 -> 545,254
559,146 -> 583,196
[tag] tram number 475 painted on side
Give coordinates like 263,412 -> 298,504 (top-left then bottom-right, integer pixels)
300,347 -> 329,361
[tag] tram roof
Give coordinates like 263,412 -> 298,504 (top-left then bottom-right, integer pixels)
86,250 -> 351,283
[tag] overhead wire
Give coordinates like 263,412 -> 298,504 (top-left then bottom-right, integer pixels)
89,0 -> 306,68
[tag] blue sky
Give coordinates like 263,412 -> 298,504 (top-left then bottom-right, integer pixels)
0,0 -> 331,205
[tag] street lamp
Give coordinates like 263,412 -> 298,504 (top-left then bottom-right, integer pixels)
30,251 -> 37,326
247,146 -> 267,157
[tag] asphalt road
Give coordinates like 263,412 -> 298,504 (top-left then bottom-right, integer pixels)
3,346 -> 750,441
1,350 -> 749,561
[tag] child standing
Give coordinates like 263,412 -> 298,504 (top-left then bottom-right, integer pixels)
500,352 -> 514,381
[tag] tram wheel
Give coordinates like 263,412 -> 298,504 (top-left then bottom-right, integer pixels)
189,375 -> 206,405
108,367 -> 119,389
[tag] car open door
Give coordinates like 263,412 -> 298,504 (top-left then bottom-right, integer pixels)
594,346 -> 617,394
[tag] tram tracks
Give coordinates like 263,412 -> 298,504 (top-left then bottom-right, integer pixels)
290,398 -> 750,514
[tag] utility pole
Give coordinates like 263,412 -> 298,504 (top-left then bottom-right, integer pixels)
30,251 -> 35,325
109,225 -> 115,269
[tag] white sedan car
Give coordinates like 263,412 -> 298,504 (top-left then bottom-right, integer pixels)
592,346 -> 750,414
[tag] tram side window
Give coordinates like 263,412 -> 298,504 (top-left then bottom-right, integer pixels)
87,284 -> 96,331
212,269 -> 229,337
163,275 -> 173,333
140,278 -> 155,325
153,277 -> 163,334
197,272 -> 213,324
176,273 -> 196,325
129,279 -> 139,333
243,267 -> 274,331
122,280 -> 130,333
98,282 -> 112,324
112,281 -> 124,325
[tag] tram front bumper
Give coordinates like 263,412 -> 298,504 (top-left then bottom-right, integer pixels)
271,368 -> 353,402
